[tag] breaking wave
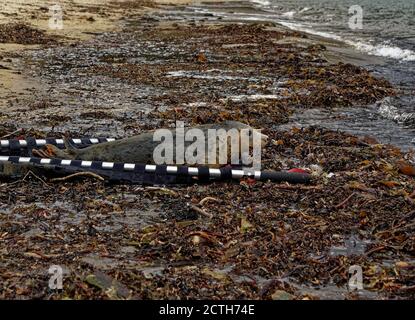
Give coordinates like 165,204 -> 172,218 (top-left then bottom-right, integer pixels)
349,41 -> 415,62
377,97 -> 415,125
277,21 -> 415,62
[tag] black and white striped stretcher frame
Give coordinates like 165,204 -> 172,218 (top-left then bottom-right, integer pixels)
0,137 -> 311,183
0,137 -> 114,149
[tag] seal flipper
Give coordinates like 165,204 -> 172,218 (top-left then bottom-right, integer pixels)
37,144 -> 74,159
34,138 -> 80,159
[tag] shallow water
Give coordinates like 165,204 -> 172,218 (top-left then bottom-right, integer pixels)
253,0 -> 415,62
279,105 -> 415,151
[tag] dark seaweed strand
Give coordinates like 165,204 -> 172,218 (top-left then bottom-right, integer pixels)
0,155 -> 311,183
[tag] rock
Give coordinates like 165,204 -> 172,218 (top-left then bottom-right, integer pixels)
81,255 -> 119,270
397,160 -> 415,176
120,246 -> 136,254
85,271 -> 131,299
271,290 -> 295,300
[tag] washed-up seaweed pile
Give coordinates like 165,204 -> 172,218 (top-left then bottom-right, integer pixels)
108,0 -> 157,9
91,24 -> 394,103
3,19 -> 394,135
0,127 -> 414,299
86,23 -> 394,127
0,23 -> 58,45
150,99 -> 293,128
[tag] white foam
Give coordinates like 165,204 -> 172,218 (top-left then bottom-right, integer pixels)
277,22 -> 415,62
278,21 -> 343,41
346,41 -> 415,62
225,94 -> 283,102
377,98 -> 415,124
187,102 -> 208,107
166,70 -> 250,81
249,0 -> 271,6
282,11 -> 296,19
